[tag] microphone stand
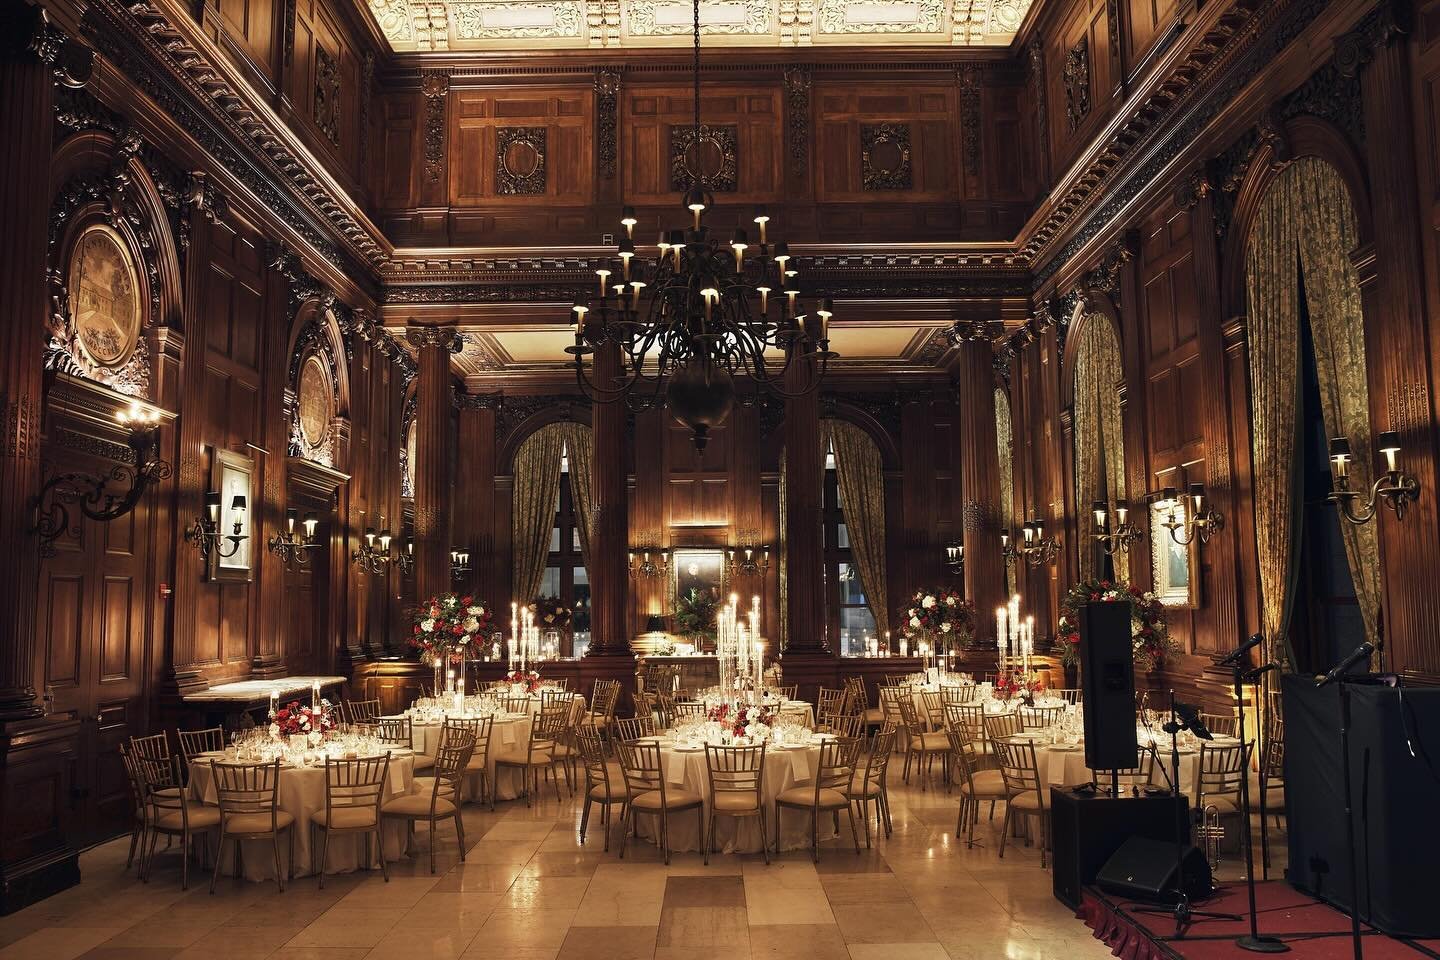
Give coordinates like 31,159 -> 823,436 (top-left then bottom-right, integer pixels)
1232,662 -> 1288,953
1336,676 -> 1364,960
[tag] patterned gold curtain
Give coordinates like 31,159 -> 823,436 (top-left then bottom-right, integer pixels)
1289,158 -> 1382,647
510,423 -> 567,603
995,387 -> 1017,597
823,419 -> 890,639
1071,314 -> 1128,581
555,421 -> 595,570
1245,174 -> 1302,669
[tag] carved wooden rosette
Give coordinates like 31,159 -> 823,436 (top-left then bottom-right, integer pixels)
860,122 -> 912,191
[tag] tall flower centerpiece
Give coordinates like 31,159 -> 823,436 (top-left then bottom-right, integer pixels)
902,587 -> 976,662
411,594 -> 494,694
707,701 -> 776,742
270,700 -> 336,743
530,595 -> 573,658
1056,579 -> 1177,672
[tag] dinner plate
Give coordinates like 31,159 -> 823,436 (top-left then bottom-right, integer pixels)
671,745 -> 703,753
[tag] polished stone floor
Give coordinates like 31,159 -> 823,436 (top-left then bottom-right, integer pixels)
0,769 -> 1279,960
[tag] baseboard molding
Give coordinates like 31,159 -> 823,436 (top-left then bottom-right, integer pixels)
0,844 -> 80,915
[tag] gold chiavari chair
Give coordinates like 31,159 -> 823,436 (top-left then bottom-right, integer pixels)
119,742 -> 148,871
946,721 -> 1006,847
994,738 -> 1050,866
582,678 -> 621,748
671,701 -> 708,722
209,759 -> 292,893
704,744 -> 769,864
631,690 -> 659,731
575,726 -> 627,851
846,677 -> 882,729
1109,751 -> 1157,795
616,740 -> 704,865
345,699 -> 382,726
1260,715 -> 1286,830
1195,740 -> 1250,821
776,737 -> 862,862
311,754 -> 391,888
445,715 -> 494,808
878,686 -> 908,748
945,703 -> 990,762
382,734 -> 473,874
843,728 -> 895,846
825,713 -> 865,740
776,685 -> 799,701
920,690 -> 946,730
1200,711 -> 1240,739
817,687 -> 848,729
138,754 -> 219,889
616,715 -> 657,742
982,711 -> 1024,744
496,702 -> 567,806
500,694 -> 532,715
896,696 -> 950,789
373,716 -> 414,750
177,727 -> 226,766
884,673 -> 912,687
1051,688 -> 1083,706
545,678 -> 571,692
940,684 -> 977,706
1020,705 -> 1065,730
130,731 -> 172,766
655,690 -> 679,729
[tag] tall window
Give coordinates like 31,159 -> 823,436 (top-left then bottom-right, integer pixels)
541,452 -> 591,655
823,447 -> 876,655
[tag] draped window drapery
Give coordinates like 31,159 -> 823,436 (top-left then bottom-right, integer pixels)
1244,157 -> 1380,666
823,419 -> 890,640
510,422 -> 592,605
996,387 -> 1017,598
1071,313 -> 1129,582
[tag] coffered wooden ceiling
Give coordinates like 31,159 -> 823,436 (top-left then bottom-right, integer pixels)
362,0 -> 1034,52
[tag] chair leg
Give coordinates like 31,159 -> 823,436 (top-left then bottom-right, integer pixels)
210,835 -> 227,894
810,811 -> 819,864
846,805 -> 861,855
318,827 -> 331,888
455,811 -> 467,862
619,805 -> 632,859
377,828 -> 390,881
127,823 -> 141,870
862,798 -> 872,849
272,834 -> 285,893
579,797 -> 592,844
998,806 -> 1012,859
759,808 -> 770,865
181,832 -> 190,890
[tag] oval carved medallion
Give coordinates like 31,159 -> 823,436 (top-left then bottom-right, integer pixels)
69,223 -> 141,368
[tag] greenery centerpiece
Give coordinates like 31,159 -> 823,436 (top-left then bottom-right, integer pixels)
674,587 -> 720,647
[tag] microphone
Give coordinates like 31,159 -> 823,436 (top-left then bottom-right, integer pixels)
1219,633 -> 1265,668
1242,662 -> 1279,683
1315,642 -> 1375,688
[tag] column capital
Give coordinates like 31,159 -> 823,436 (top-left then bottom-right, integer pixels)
406,326 -> 460,350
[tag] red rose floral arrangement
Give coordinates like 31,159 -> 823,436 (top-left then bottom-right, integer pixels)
902,587 -> 976,648
411,594 -> 494,665
994,672 -> 1045,703
706,701 -> 776,740
1056,578 -> 1177,671
504,669 -> 543,694
271,700 -> 336,739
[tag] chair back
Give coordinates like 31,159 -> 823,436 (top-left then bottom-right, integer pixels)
945,719 -> 984,777
573,726 -> 616,794
920,690 -> 945,728
814,737 -> 859,800
137,754 -> 190,828
655,690 -> 678,728
529,702 -> 568,759
856,729 -> 893,794
705,744 -> 766,810
211,759 -> 282,832
1262,716 -> 1285,780
544,678 -> 571,692
1021,705 -> 1065,730
1113,750 -> 1156,789
940,684 -> 976,706
1197,741 -> 1250,808
1051,688 -> 1083,705
501,694 -> 532,714
1199,711 -> 1239,739
894,695 -> 929,738
178,727 -> 225,763
817,687 -> 847,723
944,703 -> 986,742
590,679 -> 620,719
119,741 -> 146,819
616,715 -> 657,742
616,739 -> 668,804
345,699 -> 382,725
373,716 -> 414,749
130,731 -> 171,763
844,676 -> 869,712
322,754 -> 391,824
631,691 -> 658,724
671,701 -> 707,721
993,738 -> 1044,803
541,688 -> 573,714
427,736 -> 475,811
776,685 -> 798,701
982,710 -> 1024,743
442,715 -> 493,763
826,713 -> 865,739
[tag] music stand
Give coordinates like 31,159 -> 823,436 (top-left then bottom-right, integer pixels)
1134,692 -> 1241,938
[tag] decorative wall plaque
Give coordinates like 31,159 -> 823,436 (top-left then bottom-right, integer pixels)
1064,36 -> 1091,132
314,45 -> 341,146
69,223 -> 142,369
297,354 -> 334,452
861,122 -> 912,191
496,126 -> 548,194
669,124 -> 738,192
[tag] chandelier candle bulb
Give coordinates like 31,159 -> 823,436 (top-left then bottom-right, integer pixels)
753,207 -> 769,243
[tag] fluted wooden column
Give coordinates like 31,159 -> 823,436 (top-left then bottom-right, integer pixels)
588,339 -> 630,655
784,356 -> 827,653
409,327 -> 455,600
456,393 -> 499,600
0,14 -> 53,720
957,337 -> 1006,640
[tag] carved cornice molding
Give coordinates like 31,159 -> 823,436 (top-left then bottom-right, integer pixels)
457,391 -> 503,410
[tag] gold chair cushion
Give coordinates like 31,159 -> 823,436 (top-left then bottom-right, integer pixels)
310,807 -> 379,830
223,811 -> 295,835
629,788 -> 702,811
411,755 -> 436,772
711,791 -> 761,813
776,786 -> 849,810
917,732 -> 950,751
1007,791 -> 1048,812
844,780 -> 882,799
961,770 -> 1007,797
587,781 -> 629,802
863,708 -> 883,724
154,804 -> 221,831
1203,795 -> 1240,815
383,793 -> 457,818
553,744 -> 576,758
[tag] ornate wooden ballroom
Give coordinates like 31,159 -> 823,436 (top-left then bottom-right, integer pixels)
0,0 -> 1437,952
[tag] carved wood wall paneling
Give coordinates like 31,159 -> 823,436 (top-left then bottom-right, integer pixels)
254,249 -> 291,677
1026,36 -> 1052,192
449,87 -> 593,207
670,123 -> 738,192
495,126 -> 548,195
813,84 -> 957,202
860,121 -> 913,191
409,325 -> 456,596
595,67 -> 620,193
957,66 -> 982,183
1063,36 -> 1092,132
421,70 -> 449,199
783,65 -> 811,190
314,44 -> 341,147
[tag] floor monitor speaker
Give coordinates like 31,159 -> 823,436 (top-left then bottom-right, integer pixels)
1079,599 -> 1139,771
1096,835 -> 1213,904
1051,789 -> 1189,910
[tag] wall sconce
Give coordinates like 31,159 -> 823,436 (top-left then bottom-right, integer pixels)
1329,432 -> 1421,524
450,548 -> 470,582
628,548 -> 670,579
1002,519 -> 1059,567
726,545 -> 771,577
944,542 -> 965,575
395,535 -> 415,576
1092,500 -> 1143,555
351,526 -> 395,574
1156,484 -> 1223,546
266,508 -> 319,567
185,490 -> 249,559
33,399 -> 172,557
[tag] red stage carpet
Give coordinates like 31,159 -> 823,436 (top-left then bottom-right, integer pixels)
1078,881 -> 1440,959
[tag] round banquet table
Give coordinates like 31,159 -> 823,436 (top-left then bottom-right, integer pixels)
1009,731 -> 1239,796
632,737 -> 826,854
395,692 -> 587,802
188,750 -> 414,881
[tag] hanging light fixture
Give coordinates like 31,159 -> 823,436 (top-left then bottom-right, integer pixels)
568,0 -> 836,450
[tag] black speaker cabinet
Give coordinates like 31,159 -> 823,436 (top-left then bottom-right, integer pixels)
1096,835 -> 1213,904
1051,788 -> 1189,909
1079,600 -> 1139,771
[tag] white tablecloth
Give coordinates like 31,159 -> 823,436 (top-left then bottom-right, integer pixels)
1012,732 -> 1238,796
188,751 -> 414,881
633,738 -> 825,853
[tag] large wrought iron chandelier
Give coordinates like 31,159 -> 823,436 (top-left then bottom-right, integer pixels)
569,0 -> 836,450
